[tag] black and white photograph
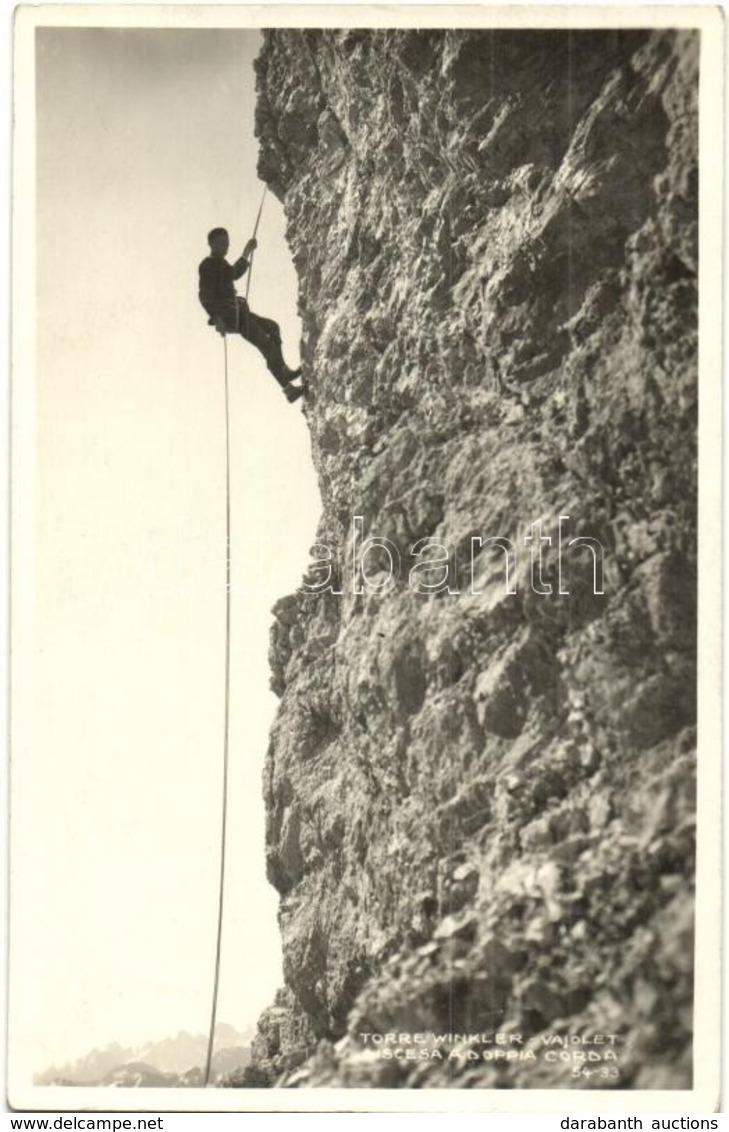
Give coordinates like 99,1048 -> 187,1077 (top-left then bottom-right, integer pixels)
9,4 -> 723,1113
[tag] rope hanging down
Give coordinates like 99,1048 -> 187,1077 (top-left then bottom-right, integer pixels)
204,333 -> 232,1089
204,183 -> 268,1088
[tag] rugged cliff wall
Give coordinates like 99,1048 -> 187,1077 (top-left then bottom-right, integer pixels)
249,28 -> 698,1089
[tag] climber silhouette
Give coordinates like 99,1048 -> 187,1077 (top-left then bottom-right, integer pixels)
198,228 -> 303,403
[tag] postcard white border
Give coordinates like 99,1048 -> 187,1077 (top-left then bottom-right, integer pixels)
9,3 -> 724,1113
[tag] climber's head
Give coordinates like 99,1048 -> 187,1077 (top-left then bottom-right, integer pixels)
207,227 -> 230,257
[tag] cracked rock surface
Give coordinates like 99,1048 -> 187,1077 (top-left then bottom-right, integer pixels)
243,29 -> 698,1089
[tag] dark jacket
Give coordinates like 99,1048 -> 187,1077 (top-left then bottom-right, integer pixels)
198,255 -> 249,325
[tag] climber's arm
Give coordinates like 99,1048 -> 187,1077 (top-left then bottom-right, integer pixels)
231,238 -> 258,279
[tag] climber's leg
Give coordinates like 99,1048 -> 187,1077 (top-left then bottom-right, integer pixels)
255,314 -> 283,342
237,299 -> 299,387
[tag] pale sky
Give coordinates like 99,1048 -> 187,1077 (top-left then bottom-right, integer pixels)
13,27 -> 320,1076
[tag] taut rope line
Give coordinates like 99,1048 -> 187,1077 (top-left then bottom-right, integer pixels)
204,183 -> 268,1088
245,184 -> 268,304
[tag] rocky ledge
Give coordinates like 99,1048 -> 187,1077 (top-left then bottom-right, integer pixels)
243,28 -> 698,1089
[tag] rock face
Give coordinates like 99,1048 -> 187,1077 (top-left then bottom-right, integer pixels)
250,29 -> 698,1089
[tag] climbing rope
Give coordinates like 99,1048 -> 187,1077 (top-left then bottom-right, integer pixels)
204,183 -> 268,1088
204,333 -> 232,1089
245,184 -> 268,303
